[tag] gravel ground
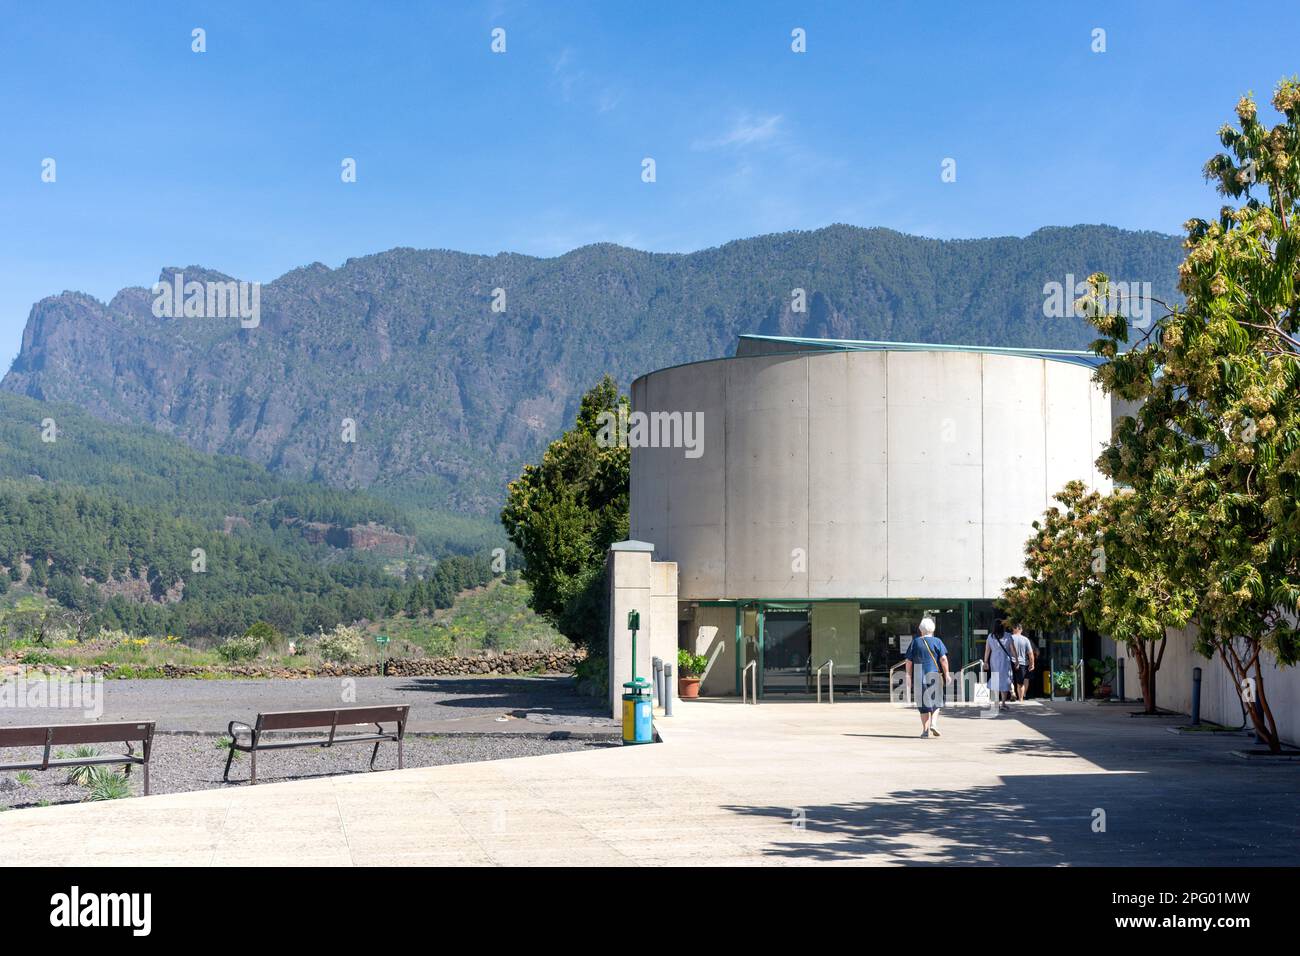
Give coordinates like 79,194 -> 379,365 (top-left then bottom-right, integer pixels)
0,732 -> 618,810
0,674 -> 615,733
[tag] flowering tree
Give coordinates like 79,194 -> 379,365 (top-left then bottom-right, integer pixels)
1000,481 -> 1104,637
1085,78 -> 1300,751
1001,481 -> 1193,713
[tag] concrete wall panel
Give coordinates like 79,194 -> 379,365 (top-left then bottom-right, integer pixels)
628,376 -> 669,552
809,351 -> 888,598
649,363 -> 726,597
1089,376 -> 1112,490
724,357 -> 809,599
1045,360 -> 1097,500
692,605 -> 736,697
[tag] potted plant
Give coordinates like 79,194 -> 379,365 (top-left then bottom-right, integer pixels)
677,649 -> 708,699
1088,656 -> 1117,699
1051,669 -> 1076,700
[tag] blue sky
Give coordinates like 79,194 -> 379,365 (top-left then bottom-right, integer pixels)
0,0 -> 1296,368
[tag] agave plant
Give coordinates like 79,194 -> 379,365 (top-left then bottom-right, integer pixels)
83,768 -> 132,801
64,746 -> 101,785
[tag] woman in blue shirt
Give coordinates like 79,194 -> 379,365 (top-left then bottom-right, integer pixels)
904,617 -> 950,738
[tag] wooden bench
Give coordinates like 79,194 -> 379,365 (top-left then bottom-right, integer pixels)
223,705 -> 410,785
0,721 -> 156,795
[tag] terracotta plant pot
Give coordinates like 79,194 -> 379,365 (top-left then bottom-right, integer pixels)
678,676 -> 701,699
1095,683 -> 1112,699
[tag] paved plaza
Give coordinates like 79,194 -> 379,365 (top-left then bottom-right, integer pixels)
2,697 -> 1296,866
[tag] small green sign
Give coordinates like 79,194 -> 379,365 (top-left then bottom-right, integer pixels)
627,610 -> 640,631
375,635 -> 390,647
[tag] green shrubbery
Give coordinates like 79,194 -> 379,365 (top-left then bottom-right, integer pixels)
215,633 -> 262,663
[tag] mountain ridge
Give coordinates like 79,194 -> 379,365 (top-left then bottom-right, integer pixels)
2,223 -> 1186,513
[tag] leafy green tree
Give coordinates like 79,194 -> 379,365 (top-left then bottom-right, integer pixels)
1085,78 -> 1300,750
500,376 -> 629,648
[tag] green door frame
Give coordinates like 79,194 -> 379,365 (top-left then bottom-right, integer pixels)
734,605 -> 742,695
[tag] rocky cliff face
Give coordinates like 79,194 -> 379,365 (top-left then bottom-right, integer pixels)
290,519 -> 415,555
2,225 -> 1184,513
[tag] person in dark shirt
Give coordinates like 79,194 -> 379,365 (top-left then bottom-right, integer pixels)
1009,623 -> 1036,702
904,616 -> 951,738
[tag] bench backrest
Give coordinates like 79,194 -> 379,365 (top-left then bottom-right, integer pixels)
254,705 -> 409,732
0,721 -> 155,748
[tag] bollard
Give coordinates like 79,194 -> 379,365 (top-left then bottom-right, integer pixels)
1117,658 -> 1126,702
1191,666 -> 1202,726
652,656 -> 663,706
663,664 -> 674,717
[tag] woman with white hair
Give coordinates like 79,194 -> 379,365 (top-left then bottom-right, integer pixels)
904,616 -> 950,738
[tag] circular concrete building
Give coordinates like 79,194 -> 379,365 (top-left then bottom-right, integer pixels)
628,335 -> 1113,697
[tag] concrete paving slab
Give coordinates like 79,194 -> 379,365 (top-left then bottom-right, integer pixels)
3,699 -> 1298,865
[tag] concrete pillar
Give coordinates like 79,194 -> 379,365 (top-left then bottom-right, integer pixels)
606,540 -> 677,719
607,541 -> 654,719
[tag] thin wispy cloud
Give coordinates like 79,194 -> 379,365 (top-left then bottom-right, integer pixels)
693,114 -> 784,151
550,46 -> 620,114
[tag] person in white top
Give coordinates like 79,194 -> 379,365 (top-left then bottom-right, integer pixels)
983,621 -> 1014,709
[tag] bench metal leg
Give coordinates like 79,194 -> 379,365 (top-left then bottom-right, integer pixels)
222,746 -> 237,783
250,749 -> 257,785
398,737 -> 404,770
143,760 -> 150,796
369,740 -> 381,771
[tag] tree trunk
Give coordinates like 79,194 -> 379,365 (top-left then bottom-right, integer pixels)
1128,636 -> 1164,714
1219,640 -> 1280,753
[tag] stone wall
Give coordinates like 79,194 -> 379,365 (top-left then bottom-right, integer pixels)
12,650 -> 586,681
384,651 -> 585,677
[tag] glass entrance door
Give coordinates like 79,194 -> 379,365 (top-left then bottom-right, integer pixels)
761,609 -> 811,694
857,601 -> 964,698
752,600 -> 969,698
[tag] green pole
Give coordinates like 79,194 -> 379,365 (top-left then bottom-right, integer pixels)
627,609 -> 641,682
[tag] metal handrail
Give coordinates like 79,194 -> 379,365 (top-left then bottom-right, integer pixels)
815,659 -> 835,703
958,659 -> 986,703
742,660 -> 758,705
889,661 -> 910,704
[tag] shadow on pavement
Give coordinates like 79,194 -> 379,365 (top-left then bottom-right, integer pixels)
727,705 -> 1300,865
390,676 -> 610,717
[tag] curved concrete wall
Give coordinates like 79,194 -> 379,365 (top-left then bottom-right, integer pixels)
629,348 -> 1113,601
